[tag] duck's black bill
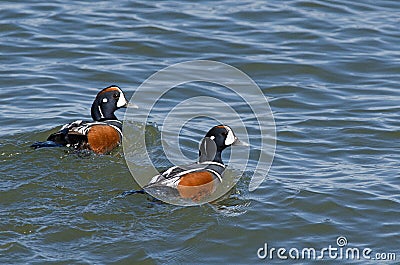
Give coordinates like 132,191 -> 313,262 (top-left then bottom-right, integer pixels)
125,102 -> 139,109
232,138 -> 249,146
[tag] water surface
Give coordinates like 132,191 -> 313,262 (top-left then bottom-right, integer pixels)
1,0 -> 399,264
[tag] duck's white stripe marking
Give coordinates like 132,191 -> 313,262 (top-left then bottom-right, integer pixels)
173,168 -> 205,178
98,106 -> 104,119
108,124 -> 122,137
117,92 -> 128,108
62,120 -> 123,138
225,126 -> 235,145
163,165 -> 180,177
206,169 -> 222,182
174,168 -> 222,183
148,175 -> 159,184
148,161 -> 225,188
148,166 -> 180,184
198,161 -> 226,168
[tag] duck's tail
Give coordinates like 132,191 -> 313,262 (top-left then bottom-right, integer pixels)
119,189 -> 145,197
30,140 -> 64,149
31,128 -> 69,149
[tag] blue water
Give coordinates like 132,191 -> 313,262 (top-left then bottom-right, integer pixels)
1,0 -> 399,264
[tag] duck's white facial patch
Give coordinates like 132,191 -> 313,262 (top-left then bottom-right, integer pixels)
102,98 -> 108,103
117,91 -> 128,108
210,136 -> 215,140
224,126 -> 236,146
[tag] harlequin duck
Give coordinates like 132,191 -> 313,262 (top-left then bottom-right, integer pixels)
31,85 -> 133,154
142,125 -> 244,201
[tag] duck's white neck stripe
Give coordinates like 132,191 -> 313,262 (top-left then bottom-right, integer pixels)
98,106 -> 104,119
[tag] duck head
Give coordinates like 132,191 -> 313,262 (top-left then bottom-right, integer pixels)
91,85 -> 128,121
199,125 -> 242,163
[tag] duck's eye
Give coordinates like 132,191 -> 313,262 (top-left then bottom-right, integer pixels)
222,132 -> 228,136
113,93 -> 119,99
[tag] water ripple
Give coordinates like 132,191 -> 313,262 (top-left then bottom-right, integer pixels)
1,0 -> 399,264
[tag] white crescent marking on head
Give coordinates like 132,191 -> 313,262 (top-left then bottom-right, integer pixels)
116,91 -> 128,108
224,126 -> 235,145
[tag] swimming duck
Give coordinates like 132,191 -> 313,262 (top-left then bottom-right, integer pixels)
143,125 -> 243,201
31,85 -> 132,154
